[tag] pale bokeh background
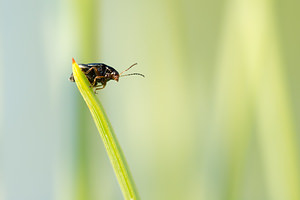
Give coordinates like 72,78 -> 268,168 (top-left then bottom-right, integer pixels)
1,0 -> 300,199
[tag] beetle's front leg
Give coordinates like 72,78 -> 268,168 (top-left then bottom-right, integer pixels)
93,83 -> 106,94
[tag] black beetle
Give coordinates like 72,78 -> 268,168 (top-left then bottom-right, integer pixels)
69,61 -> 144,92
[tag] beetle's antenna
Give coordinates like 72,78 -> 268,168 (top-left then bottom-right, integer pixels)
120,73 -> 145,78
120,63 -> 138,76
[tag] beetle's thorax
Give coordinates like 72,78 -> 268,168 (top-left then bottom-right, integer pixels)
104,66 -> 119,81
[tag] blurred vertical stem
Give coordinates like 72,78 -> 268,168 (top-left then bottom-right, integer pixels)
74,0 -> 99,199
215,0 -> 300,199
72,59 -> 140,200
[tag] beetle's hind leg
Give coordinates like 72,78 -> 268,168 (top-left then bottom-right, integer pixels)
84,66 -> 98,75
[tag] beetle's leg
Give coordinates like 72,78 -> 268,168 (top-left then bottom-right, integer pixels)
91,76 -> 105,86
93,83 -> 106,94
85,66 -> 99,75
95,83 -> 106,91
92,84 -> 101,93
88,76 -> 105,88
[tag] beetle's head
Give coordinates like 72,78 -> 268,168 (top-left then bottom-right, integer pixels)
111,71 -> 120,82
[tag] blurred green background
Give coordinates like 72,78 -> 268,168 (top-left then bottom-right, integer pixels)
1,0 -> 300,199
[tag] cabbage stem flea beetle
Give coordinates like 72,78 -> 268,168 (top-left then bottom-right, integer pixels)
69,60 -> 144,92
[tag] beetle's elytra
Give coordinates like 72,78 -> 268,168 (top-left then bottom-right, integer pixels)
69,59 -> 144,92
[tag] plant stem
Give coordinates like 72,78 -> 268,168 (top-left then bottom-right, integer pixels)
72,58 -> 140,200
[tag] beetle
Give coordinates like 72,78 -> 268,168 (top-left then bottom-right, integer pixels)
69,62 -> 144,92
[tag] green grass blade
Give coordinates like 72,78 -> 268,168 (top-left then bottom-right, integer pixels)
72,58 -> 140,200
